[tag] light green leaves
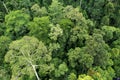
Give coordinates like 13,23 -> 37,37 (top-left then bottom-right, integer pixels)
63,5 -> 86,26
55,62 -> 68,77
31,4 -> 48,17
78,74 -> 93,80
5,36 -> 53,80
88,67 -> 115,80
101,26 -> 116,42
68,73 -> 77,80
49,24 -> 63,41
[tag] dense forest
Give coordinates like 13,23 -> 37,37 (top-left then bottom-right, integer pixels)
0,0 -> 120,80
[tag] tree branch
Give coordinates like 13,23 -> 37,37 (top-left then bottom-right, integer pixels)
2,1 -> 9,13
80,0 -> 82,7
21,51 -> 41,80
32,65 -> 40,80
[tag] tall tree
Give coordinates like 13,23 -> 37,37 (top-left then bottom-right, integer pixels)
5,36 -> 53,80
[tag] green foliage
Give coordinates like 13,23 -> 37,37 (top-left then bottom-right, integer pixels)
101,26 -> 116,42
0,23 -> 5,36
85,34 -> 113,68
31,4 -> 48,17
88,67 -> 115,80
67,47 -> 93,72
54,62 -> 68,77
0,36 -> 11,65
69,26 -> 88,48
1,0 -> 120,80
85,0 -> 105,22
4,0 -> 31,10
63,6 -> 86,25
0,12 -> 5,22
5,36 -> 53,80
68,73 -> 77,80
111,46 -> 120,77
112,38 -> 120,48
27,16 -> 50,43
78,74 -> 93,80
49,24 -> 63,41
5,10 -> 30,39
59,19 -> 74,29
0,67 -> 10,80
101,16 -> 110,26
104,2 -> 115,16
48,0 -> 63,23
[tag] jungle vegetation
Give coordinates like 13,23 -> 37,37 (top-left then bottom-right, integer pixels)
0,0 -> 120,80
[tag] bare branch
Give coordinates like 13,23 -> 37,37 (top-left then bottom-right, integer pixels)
21,51 -> 41,80
32,65 -> 40,80
2,1 -> 9,13
80,0 -> 82,7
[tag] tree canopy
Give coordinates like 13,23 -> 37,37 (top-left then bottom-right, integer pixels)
0,0 -> 120,80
